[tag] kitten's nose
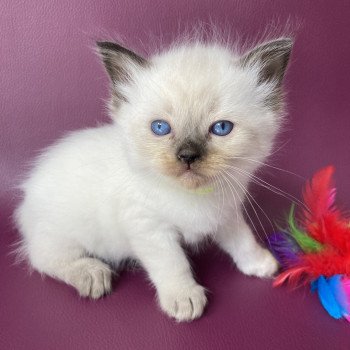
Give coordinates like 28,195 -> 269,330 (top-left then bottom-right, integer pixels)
177,150 -> 200,165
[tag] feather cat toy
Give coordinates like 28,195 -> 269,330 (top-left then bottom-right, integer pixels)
270,165 -> 350,321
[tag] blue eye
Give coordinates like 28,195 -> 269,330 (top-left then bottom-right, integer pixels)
151,120 -> 171,136
210,120 -> 234,136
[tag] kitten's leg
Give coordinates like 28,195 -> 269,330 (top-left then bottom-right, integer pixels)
26,236 -> 112,299
130,228 -> 207,322
215,213 -> 278,278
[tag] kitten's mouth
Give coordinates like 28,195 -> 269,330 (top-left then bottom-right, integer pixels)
161,158 -> 212,189
181,162 -> 200,175
183,168 -> 199,176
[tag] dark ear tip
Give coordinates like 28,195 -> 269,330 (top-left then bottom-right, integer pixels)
96,41 -> 119,51
96,41 -> 103,49
274,37 -> 294,50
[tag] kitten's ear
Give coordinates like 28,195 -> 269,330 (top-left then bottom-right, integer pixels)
96,41 -> 148,84
240,38 -> 293,85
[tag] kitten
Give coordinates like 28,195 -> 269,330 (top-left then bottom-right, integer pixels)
14,37 -> 292,322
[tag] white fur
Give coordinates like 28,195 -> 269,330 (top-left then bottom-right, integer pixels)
15,41 -> 286,322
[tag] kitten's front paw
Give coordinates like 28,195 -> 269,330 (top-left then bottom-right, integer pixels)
67,257 -> 113,299
237,248 -> 278,278
158,283 -> 207,322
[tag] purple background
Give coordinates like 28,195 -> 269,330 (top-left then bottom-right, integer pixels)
1,1 -> 350,349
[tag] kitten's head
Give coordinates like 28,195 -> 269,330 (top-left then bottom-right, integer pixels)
97,38 -> 292,189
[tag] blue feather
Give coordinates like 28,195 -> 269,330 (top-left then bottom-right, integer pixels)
314,276 -> 343,319
310,279 -> 318,293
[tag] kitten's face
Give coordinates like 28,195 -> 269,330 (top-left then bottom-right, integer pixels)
98,40 -> 292,188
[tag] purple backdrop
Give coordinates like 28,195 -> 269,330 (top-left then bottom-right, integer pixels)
1,1 -> 350,349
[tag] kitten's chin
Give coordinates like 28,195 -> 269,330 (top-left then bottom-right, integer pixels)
155,161 -> 212,189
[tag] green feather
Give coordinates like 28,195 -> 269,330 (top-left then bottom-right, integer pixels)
288,204 -> 323,253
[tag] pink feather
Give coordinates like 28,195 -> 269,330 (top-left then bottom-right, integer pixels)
341,276 -> 350,322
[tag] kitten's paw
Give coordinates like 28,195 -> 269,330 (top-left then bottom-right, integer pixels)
158,283 -> 207,322
67,258 -> 113,299
237,248 -> 278,278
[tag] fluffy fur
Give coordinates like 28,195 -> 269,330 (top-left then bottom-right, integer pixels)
14,36 -> 293,321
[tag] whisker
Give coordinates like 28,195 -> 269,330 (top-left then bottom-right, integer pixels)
224,169 -> 275,233
223,170 -> 273,244
225,172 -> 240,223
225,165 -> 308,211
216,173 -> 226,227
232,156 -> 306,180
268,139 -> 291,156
207,174 -> 219,237
219,172 -> 238,224
223,171 -> 269,243
220,172 -> 263,243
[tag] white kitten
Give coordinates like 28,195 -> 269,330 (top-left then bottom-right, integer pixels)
15,37 -> 292,321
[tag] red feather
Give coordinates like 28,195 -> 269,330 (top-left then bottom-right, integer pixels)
303,250 -> 350,277
312,214 -> 350,255
273,266 -> 309,288
302,165 -> 337,242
